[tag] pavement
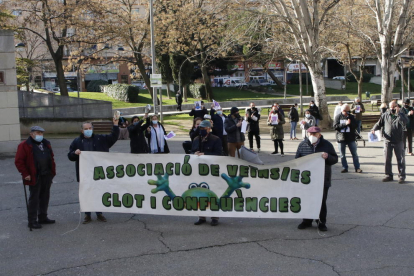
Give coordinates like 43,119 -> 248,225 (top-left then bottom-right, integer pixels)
1,132 -> 414,276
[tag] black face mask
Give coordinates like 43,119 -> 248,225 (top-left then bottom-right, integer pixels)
382,108 -> 387,112
391,108 -> 396,114
235,113 -> 241,118
405,105 -> 409,108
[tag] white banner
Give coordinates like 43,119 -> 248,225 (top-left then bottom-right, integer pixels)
79,153 -> 325,219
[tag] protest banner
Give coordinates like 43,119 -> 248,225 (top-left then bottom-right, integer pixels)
79,153 -> 325,219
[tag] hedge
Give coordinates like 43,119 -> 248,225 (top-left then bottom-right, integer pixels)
346,72 -> 373,83
103,84 -> 140,103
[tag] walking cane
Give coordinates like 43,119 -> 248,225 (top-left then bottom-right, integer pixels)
22,183 -> 32,231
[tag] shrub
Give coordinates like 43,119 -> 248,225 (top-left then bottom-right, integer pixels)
189,83 -> 206,99
103,84 -> 140,103
346,71 -> 373,83
87,80 -> 108,92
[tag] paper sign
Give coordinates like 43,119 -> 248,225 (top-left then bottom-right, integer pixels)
271,114 -> 278,125
241,120 -> 248,133
367,131 -> 382,142
340,120 -> 350,132
194,101 -> 201,110
213,100 -> 221,110
164,131 -> 176,140
355,105 -> 361,114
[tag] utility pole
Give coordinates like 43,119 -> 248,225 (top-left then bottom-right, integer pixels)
149,0 -> 158,115
299,61 -> 303,116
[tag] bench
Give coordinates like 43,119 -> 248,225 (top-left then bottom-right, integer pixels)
371,100 -> 381,111
92,121 -> 113,133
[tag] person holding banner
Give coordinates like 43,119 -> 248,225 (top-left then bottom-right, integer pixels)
68,119 -> 120,224
128,113 -> 150,154
295,126 -> 338,231
189,100 -> 208,119
210,107 -> 228,156
15,126 -> 56,229
268,105 -> 285,156
246,102 -> 261,152
224,107 -> 245,157
146,115 -> 170,154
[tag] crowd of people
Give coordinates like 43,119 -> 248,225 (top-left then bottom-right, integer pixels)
14,98 -> 412,231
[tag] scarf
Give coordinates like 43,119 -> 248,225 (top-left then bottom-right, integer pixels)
150,125 -> 165,153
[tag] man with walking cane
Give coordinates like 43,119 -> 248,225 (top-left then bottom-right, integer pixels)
15,126 -> 56,230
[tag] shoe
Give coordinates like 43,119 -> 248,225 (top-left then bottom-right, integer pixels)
28,222 -> 42,229
355,169 -> 363,173
382,176 -> 393,182
410,153 -> 414,156
97,214 -> 107,222
281,153 -> 284,157
83,215 -> 92,224
211,219 -> 219,226
38,217 -> 56,224
318,223 -> 328,231
297,221 -> 312,229
398,178 -> 405,184
294,137 -> 299,140
271,151 -> 278,155
194,218 -> 206,225
257,149 -> 260,153
250,148 -> 254,151
341,169 -> 348,173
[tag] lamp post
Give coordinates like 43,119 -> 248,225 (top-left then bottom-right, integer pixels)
149,0 -> 158,115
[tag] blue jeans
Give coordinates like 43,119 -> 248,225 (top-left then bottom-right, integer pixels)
356,120 -> 362,134
290,122 -> 297,138
338,141 -> 360,170
315,119 -> 319,126
85,212 -> 102,216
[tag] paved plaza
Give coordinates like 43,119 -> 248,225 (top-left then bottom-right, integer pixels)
1,132 -> 414,276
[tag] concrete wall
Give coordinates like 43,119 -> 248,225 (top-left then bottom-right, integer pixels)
0,30 -> 21,154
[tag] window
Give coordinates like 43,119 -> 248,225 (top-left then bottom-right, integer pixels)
409,49 -> 414,56
12,10 -> 22,16
121,75 -> 128,84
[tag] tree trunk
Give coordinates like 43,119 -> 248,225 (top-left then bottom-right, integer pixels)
201,65 -> 214,101
380,58 -> 396,104
265,68 -> 284,87
308,66 -> 330,129
166,82 -> 171,99
55,58 -> 68,97
357,79 -> 363,100
183,85 -> 188,102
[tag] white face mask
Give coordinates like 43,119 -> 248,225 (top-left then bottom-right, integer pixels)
310,104 -> 314,107
309,135 -> 319,144
305,114 -> 310,118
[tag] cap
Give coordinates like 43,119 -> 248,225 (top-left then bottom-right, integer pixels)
230,107 -> 239,114
204,114 -> 211,120
30,126 -> 45,132
199,120 -> 211,128
405,99 -> 411,104
307,126 -> 321,133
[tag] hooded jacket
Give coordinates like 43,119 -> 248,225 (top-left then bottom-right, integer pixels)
372,110 -> 408,143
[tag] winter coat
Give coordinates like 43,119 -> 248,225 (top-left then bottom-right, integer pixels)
15,137 -> 56,186
333,112 -> 358,143
68,125 -> 119,182
288,107 -> 299,122
145,123 -> 170,153
295,136 -> 338,188
268,113 -> 285,140
189,107 -> 208,120
309,105 -> 321,120
224,115 -> 245,143
402,106 -> 414,130
175,93 -> 183,105
300,115 -> 315,130
210,109 -> 227,138
127,118 -> 150,153
351,102 -> 365,121
189,127 -> 200,142
191,133 -> 223,156
246,108 -> 261,132
372,110 -> 408,143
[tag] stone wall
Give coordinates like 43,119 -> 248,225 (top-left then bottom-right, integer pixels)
0,30 -> 21,154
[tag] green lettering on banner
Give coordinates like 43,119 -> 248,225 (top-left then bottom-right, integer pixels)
245,197 -> 258,212
185,197 -> 198,211
301,171 -> 311,184
150,196 -> 156,209
116,165 -> 125,178
175,163 -> 180,175
165,163 -> 174,175
281,167 -> 290,181
270,168 -> 280,180
173,197 -> 184,210
146,163 -> 152,176
154,163 -> 164,175
227,165 -> 238,177
279,197 -> 288,212
259,198 -> 269,212
258,169 -> 269,179
250,166 -> 258,178
210,165 -> 220,176
113,193 -> 121,207
290,169 -> 300,182
199,197 -> 209,210
93,166 -> 105,180
181,155 -> 192,176
122,193 -> 133,208
106,166 -> 115,179
234,198 -> 244,212
162,196 -> 171,210
270,197 -> 278,212
210,198 -> 220,211
134,194 -> 145,208
220,197 -> 233,211
137,164 -> 145,176
199,164 -> 209,176
126,164 -> 136,177
239,165 -> 249,177
290,197 -> 301,213
102,193 -> 111,207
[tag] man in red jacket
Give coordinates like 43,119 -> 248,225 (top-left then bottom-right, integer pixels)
15,126 -> 56,229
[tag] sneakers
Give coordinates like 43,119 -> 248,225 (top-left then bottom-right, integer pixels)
271,151 -> 278,155
38,217 -> 55,224
382,176 -> 394,182
355,169 -> 363,173
341,169 -> 348,173
297,221 -> 312,229
257,148 -> 260,153
281,153 -> 285,157
398,178 -> 406,184
194,218 -> 206,225
83,215 -> 92,224
211,219 -> 219,226
318,223 -> 328,231
97,214 -> 107,222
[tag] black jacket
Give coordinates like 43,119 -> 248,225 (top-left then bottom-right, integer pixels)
333,112 -> 357,142
372,110 -> 408,143
309,105 -> 321,120
224,115 -> 245,143
127,117 -> 150,153
402,106 -> 414,130
288,107 -> 299,122
175,93 -> 183,104
189,127 -> 200,142
189,107 -> 208,119
246,108 -> 261,132
295,136 -> 338,187
191,133 -> 223,156
145,123 -> 170,153
68,125 -> 119,182
210,109 -> 228,138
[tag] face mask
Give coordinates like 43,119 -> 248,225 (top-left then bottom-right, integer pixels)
200,129 -> 208,136
391,109 -> 396,114
311,104 -> 314,107
133,122 -> 139,125
405,105 -> 409,108
251,106 -> 256,109
346,111 -> 350,114
305,114 -> 310,118
152,120 -> 158,124
235,113 -> 241,118
34,135 -> 43,142
309,135 -> 318,144
217,111 -> 222,115
84,129 -> 93,137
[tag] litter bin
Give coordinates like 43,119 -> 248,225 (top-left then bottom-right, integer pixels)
365,91 -> 370,99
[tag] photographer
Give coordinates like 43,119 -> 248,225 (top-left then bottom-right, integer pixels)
224,107 -> 245,157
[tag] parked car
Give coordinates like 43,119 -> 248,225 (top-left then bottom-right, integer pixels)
229,79 -> 247,88
248,79 -> 271,88
333,76 -> 345,80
